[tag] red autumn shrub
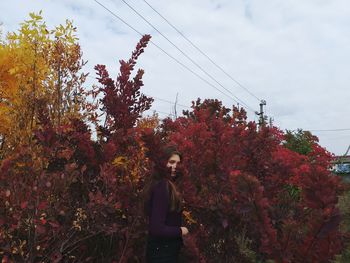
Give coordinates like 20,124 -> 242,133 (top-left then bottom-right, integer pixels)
0,35 -> 153,262
163,99 -> 345,262
0,32 -> 347,263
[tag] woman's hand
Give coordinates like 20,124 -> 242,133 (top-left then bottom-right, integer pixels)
181,226 -> 189,236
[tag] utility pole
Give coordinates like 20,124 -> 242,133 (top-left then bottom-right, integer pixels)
173,93 -> 178,119
255,100 -> 267,129
339,144 -> 350,164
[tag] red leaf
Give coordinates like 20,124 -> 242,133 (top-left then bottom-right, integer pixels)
38,201 -> 48,210
1,255 -> 9,263
49,221 -> 60,228
115,201 -> 122,209
10,223 -> 18,231
36,224 -> 46,235
51,252 -> 62,263
20,201 -> 28,209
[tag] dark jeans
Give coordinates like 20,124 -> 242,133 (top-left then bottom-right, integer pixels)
146,236 -> 183,263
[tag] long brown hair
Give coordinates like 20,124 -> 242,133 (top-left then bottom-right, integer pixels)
142,146 -> 183,214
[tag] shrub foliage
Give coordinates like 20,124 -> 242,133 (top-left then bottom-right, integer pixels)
0,13 -> 347,263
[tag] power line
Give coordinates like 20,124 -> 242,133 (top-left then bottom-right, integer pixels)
149,110 -> 175,117
94,0 -> 255,113
333,144 -> 350,165
144,94 -> 191,109
141,0 -> 261,102
119,0 -> 256,113
86,75 -> 191,109
307,128 -> 350,132
93,0 -> 244,109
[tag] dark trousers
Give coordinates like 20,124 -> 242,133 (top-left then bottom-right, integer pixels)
146,236 -> 183,263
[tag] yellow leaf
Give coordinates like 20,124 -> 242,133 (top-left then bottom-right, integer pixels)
8,66 -> 19,75
112,156 -> 128,167
183,210 -> 197,225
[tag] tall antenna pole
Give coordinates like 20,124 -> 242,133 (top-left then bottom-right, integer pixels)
174,93 -> 178,119
255,100 -> 267,129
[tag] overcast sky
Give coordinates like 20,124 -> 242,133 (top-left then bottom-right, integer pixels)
1,0 -> 349,155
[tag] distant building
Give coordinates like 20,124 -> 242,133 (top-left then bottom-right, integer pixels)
331,155 -> 350,174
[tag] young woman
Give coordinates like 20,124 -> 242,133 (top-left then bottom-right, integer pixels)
143,146 -> 189,263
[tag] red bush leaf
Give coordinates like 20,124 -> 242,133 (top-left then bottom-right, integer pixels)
20,201 -> 28,209
38,201 -> 48,210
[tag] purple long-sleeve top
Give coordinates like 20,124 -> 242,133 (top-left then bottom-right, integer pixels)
147,179 -> 182,238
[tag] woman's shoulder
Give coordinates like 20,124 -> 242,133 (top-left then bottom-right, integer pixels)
153,178 -> 167,188
152,179 -> 169,193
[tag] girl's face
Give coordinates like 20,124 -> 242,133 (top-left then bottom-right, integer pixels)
166,154 -> 181,177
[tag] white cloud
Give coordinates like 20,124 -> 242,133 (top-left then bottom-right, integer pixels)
1,0 -> 349,154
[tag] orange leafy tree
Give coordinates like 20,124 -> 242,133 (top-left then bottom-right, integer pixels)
0,11 -> 87,159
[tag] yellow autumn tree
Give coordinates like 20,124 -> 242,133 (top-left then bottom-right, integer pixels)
0,12 -> 88,159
